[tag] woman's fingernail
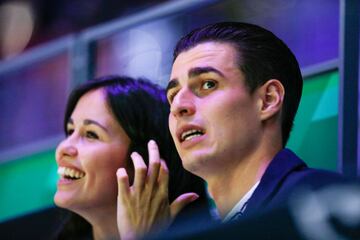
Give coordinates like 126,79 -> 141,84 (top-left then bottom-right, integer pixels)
191,194 -> 199,201
117,168 -> 126,177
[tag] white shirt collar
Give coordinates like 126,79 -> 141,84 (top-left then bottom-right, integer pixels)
222,181 -> 260,222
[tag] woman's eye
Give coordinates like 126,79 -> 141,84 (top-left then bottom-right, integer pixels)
167,92 -> 176,104
66,129 -> 74,137
86,131 -> 99,140
202,80 -> 216,90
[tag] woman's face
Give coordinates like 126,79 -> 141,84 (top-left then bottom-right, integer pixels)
54,88 -> 130,213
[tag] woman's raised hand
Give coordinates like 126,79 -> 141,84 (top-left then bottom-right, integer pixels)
116,140 -> 199,240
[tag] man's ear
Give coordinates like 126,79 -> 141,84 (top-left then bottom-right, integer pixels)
257,79 -> 285,121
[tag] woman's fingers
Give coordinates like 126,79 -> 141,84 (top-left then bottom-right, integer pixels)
158,159 -> 169,193
170,193 -> 199,219
117,140 -> 182,238
147,140 -> 161,186
117,168 -> 130,198
131,152 -> 147,191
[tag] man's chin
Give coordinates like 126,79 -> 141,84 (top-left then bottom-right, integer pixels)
180,152 -> 212,178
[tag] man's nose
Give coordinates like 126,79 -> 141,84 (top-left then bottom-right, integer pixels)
170,89 -> 196,118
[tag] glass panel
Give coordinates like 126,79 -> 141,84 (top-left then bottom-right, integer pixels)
0,53 -> 69,154
95,0 -> 339,84
187,0 -> 339,68
95,17 -> 183,87
287,71 -> 338,171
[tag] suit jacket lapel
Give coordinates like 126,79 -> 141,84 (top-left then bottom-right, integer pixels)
244,149 -> 307,216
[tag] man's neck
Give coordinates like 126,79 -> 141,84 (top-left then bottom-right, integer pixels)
206,148 -> 279,219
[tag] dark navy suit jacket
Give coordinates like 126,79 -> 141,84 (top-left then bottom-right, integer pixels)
244,148 -> 345,216
151,148 -> 350,239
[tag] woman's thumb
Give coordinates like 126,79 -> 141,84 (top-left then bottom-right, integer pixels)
170,193 -> 199,219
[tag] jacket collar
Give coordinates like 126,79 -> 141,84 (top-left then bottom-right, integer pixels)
244,148 -> 307,215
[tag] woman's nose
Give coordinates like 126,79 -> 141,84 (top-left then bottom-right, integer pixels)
56,137 -> 78,160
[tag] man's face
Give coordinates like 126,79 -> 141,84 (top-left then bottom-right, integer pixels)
167,42 -> 263,177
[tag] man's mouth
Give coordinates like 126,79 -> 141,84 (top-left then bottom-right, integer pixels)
180,129 -> 205,142
57,166 -> 85,180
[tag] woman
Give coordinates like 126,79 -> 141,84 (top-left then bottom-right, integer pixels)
53,75 -> 208,239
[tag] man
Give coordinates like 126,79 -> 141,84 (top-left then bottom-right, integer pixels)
166,22 -> 344,222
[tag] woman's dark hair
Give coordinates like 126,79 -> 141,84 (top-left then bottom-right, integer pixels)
174,22 -> 303,146
55,75 -> 207,239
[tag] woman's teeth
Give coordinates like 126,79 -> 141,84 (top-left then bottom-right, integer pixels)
58,166 -> 85,179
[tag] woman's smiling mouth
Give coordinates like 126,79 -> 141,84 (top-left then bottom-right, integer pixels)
58,166 -> 85,180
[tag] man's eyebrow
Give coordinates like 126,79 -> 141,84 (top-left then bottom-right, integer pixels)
166,79 -> 179,94
83,119 -> 109,133
166,66 -> 224,94
188,66 -> 225,78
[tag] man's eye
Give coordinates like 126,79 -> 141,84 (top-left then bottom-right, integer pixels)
86,131 -> 99,140
202,80 -> 217,90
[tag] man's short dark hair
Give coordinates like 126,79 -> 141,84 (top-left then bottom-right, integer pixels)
173,22 -> 303,146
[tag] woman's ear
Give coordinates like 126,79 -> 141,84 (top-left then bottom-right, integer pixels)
257,79 -> 285,121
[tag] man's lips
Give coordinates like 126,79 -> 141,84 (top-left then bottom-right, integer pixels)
176,124 -> 205,143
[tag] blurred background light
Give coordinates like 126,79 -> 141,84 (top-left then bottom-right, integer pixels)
0,1 -> 35,59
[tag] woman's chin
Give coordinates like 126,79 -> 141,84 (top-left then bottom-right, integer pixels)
54,191 -> 74,209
